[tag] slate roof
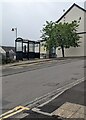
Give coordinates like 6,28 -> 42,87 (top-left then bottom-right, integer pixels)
1,46 -> 15,53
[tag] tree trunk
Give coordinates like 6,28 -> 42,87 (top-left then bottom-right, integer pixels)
61,45 -> 64,57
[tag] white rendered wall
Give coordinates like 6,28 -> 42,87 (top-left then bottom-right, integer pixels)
56,5 -> 85,57
40,41 -> 46,54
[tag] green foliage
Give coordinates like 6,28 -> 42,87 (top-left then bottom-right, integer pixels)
41,21 -> 57,50
41,20 -> 81,57
2,58 -> 16,64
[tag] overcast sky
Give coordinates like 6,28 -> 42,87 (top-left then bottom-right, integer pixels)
1,0 -> 85,46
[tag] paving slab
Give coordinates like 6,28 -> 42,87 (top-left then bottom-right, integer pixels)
53,108 -> 74,118
52,102 -> 86,119
58,102 -> 81,112
78,106 -> 86,115
71,113 -> 85,119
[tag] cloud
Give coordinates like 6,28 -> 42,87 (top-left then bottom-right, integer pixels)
2,1 -> 84,46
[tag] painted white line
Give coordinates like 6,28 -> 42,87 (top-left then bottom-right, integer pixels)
26,77 -> 84,108
38,91 -> 65,107
32,108 -> 52,116
30,77 -> 84,117
9,66 -> 23,69
38,77 -> 84,107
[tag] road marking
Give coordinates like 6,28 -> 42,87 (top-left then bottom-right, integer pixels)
2,59 -> 51,69
30,79 -> 84,118
20,61 -> 53,67
32,108 -> 52,116
0,77 -> 84,119
25,77 -> 85,108
8,62 -> 45,68
9,66 -> 23,69
22,62 -> 41,66
31,101 -> 86,118
0,106 -> 30,120
38,77 -> 84,107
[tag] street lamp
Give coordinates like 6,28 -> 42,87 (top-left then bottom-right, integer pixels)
11,27 -> 17,39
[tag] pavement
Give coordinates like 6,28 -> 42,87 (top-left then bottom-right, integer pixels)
1,56 -> 84,68
1,58 -> 51,68
52,102 -> 85,119
2,57 -> 84,77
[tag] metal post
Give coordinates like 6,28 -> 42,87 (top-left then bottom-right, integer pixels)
39,42 -> 40,59
15,28 -> 17,39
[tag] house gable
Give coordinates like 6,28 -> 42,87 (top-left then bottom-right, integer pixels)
0,47 -> 6,54
56,3 -> 85,33
56,3 -> 86,23
2,46 -> 15,53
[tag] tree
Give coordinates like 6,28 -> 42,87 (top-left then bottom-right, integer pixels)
41,21 -> 57,58
41,20 -> 81,57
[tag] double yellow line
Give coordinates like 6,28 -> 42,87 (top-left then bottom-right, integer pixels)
0,106 -> 30,120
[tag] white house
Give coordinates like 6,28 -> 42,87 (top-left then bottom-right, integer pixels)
40,3 -> 86,58
56,3 -> 86,57
0,46 -> 16,60
0,47 -> 6,61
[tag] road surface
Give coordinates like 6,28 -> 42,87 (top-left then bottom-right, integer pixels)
1,58 -> 84,113
20,81 -> 85,119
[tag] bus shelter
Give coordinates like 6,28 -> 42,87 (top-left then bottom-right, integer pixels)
15,37 -> 40,60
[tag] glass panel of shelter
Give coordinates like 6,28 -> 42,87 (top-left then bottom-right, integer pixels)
16,41 -> 22,51
15,38 -> 40,60
29,42 -> 35,52
23,43 -> 28,53
35,43 -> 40,53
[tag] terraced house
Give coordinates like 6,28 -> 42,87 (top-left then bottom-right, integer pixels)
40,3 -> 86,58
0,46 -> 16,60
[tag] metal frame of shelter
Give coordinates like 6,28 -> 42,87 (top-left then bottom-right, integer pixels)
15,37 -> 40,60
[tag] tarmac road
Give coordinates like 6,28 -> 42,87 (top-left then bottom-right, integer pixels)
2,58 -> 82,77
20,80 -> 85,120
1,58 -> 84,113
